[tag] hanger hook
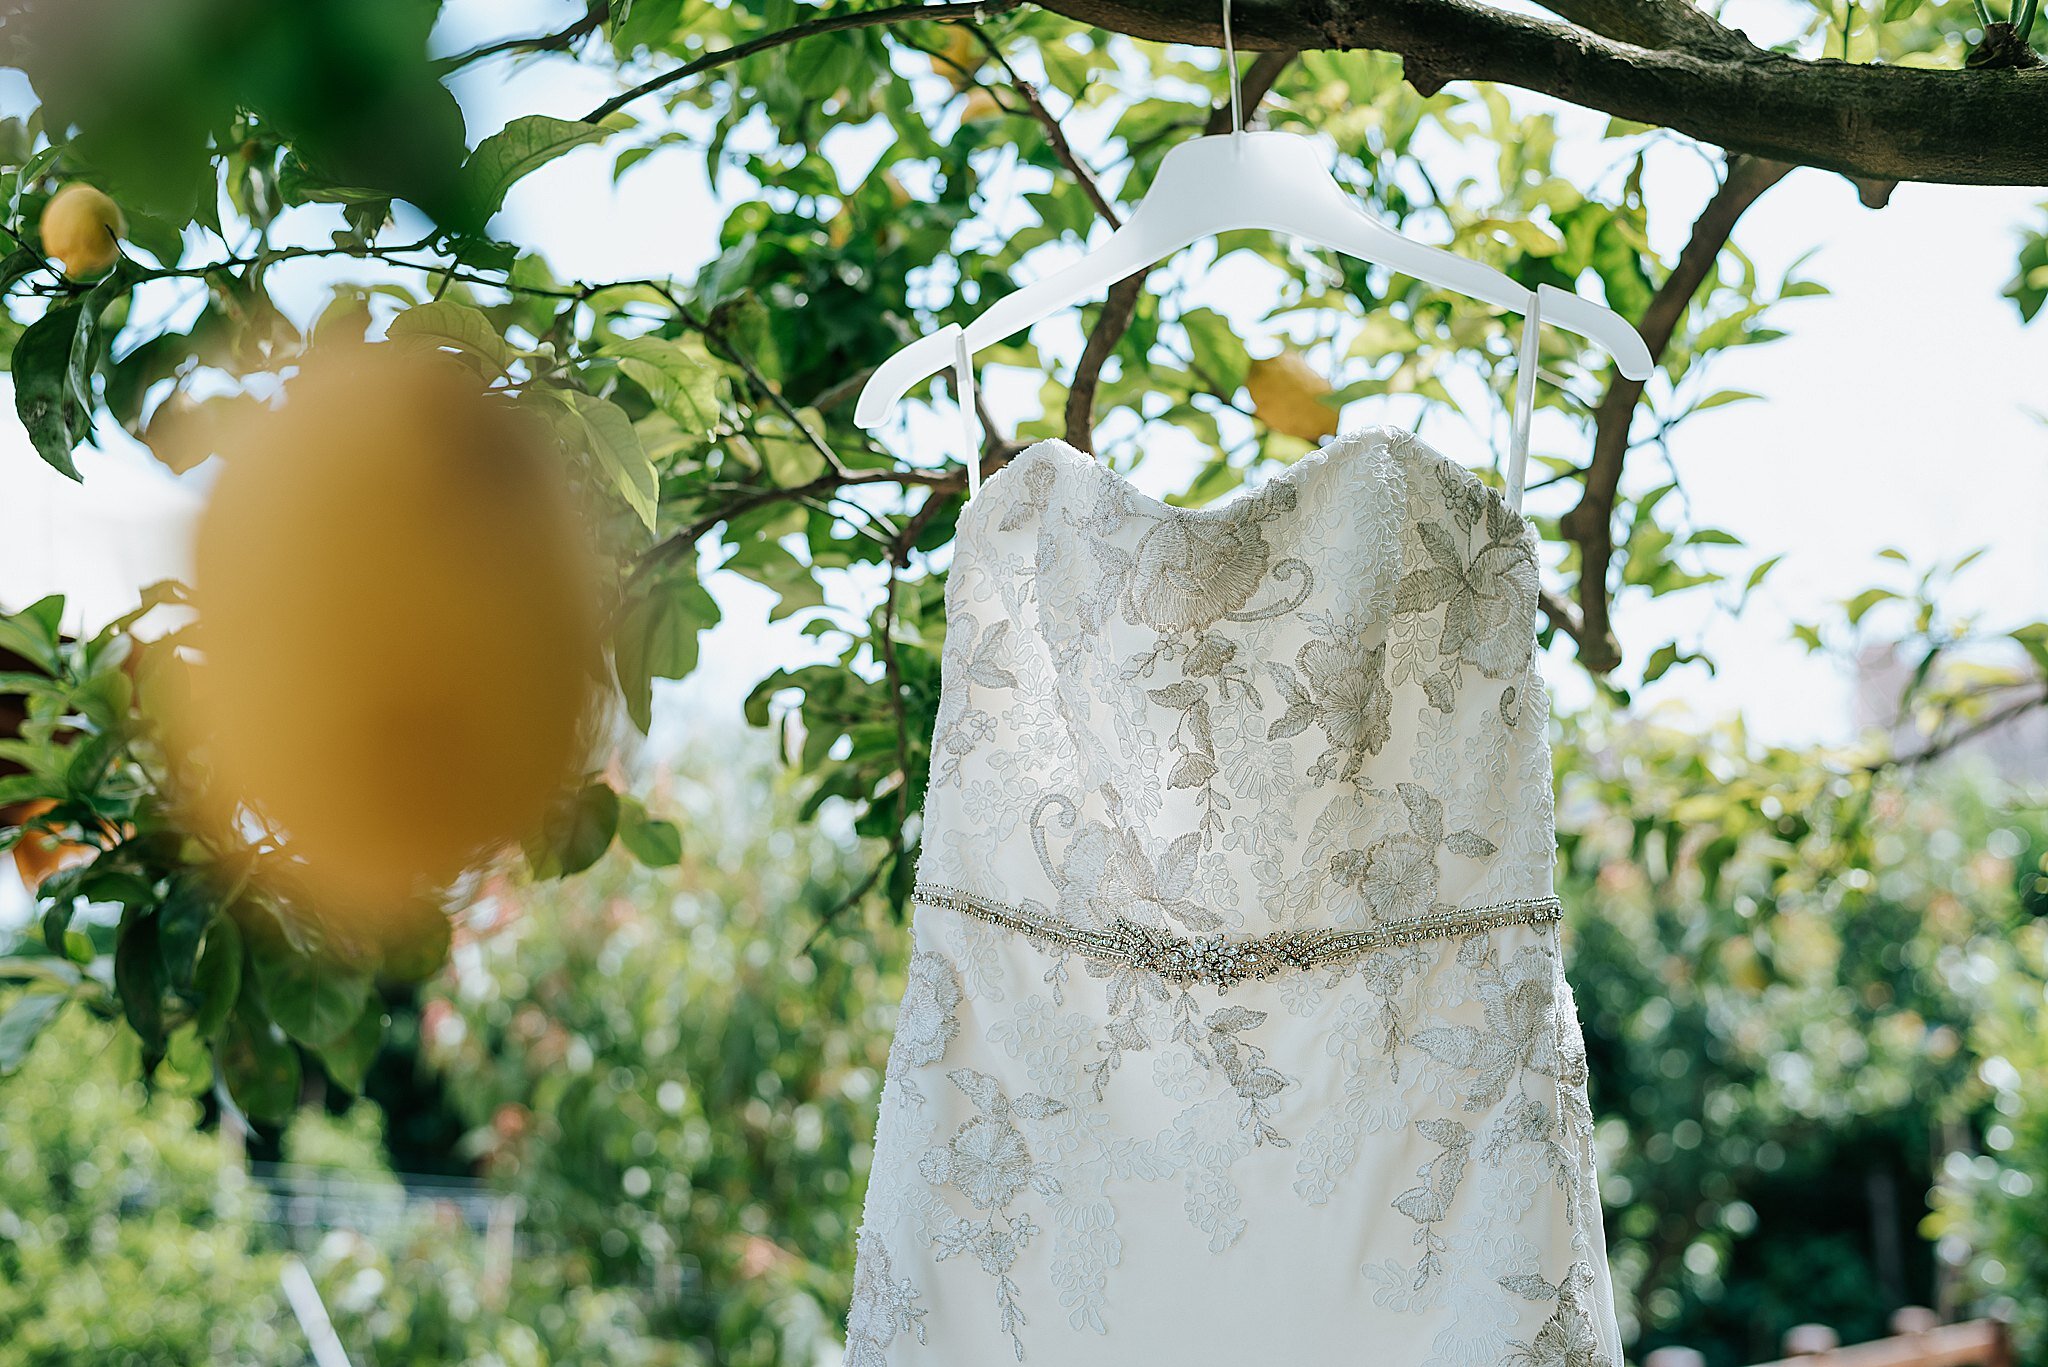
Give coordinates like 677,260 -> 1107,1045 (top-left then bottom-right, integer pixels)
1221,0 -> 1242,135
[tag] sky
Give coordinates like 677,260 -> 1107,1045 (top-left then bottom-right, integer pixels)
2,0 -> 2043,764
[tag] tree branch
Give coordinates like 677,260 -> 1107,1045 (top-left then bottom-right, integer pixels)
1063,48 -> 1296,452
1035,0 -> 2048,185
1873,684 -> 2048,771
583,0 -> 1024,124
1530,0 -> 1744,54
439,1 -> 611,72
1560,154 -> 1792,673
972,29 -> 1124,228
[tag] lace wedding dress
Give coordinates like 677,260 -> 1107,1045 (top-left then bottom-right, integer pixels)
843,425 -> 1622,1367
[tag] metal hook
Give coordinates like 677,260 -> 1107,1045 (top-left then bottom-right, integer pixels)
1221,0 -> 1242,134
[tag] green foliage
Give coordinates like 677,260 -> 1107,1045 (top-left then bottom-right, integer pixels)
1926,917 -> 2048,1361
1558,703 -> 2048,1358
0,587 -> 680,1127
419,743 -> 898,1365
0,1008 -> 291,1365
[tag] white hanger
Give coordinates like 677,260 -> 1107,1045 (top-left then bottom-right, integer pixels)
860,0 -> 1654,503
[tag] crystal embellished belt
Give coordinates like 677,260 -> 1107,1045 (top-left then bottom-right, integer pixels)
912,881 -> 1562,991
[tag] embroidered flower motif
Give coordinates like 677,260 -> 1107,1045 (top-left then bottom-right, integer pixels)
1392,503 -> 1539,705
1501,1261 -> 1607,1367
1268,632 -> 1393,784
1120,488 -> 1308,634
891,951 -> 963,1072
843,1227 -> 928,1367
1331,783 -> 1500,930
1413,944 -> 1562,1115
921,1069 -> 1069,1358
1032,788 -> 1220,933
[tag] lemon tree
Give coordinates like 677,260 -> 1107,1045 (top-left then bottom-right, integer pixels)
0,0 -> 2042,1201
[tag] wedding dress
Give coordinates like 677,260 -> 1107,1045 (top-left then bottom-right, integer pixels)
842,424 -> 1623,1366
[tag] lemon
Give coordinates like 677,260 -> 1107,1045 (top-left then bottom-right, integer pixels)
1246,350 -> 1339,443
934,27 -> 983,92
40,183 -> 126,280
172,342 -> 605,923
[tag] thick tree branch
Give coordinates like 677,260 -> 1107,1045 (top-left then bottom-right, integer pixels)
1531,0 -> 1745,55
1561,154 -> 1792,673
1035,0 -> 2048,185
583,0 -> 1025,123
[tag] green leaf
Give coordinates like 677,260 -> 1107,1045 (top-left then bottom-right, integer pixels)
603,334 -> 720,428
387,300 -> 517,376
464,113 -> 632,218
2010,621 -> 2048,675
190,915 -> 243,1040
0,991 -> 67,1075
12,301 -> 87,480
222,996 -> 301,1123
155,872 -> 216,992
318,1003 -> 386,1094
252,944 -> 372,1048
527,781 -> 620,879
153,1021 -> 213,1097
552,389 -> 657,530
0,594 -> 65,672
1694,389 -> 1762,412
114,914 -> 166,1050
1844,587 -> 1898,625
613,566 -> 721,732
618,795 -> 683,867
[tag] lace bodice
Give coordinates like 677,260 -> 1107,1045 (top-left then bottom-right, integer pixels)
917,426 -> 1557,943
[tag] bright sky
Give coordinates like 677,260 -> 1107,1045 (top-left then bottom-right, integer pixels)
3,0 -> 2043,765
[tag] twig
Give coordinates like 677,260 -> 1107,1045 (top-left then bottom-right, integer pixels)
438,1 -> 611,72
1873,685 -> 2048,772
583,0 -> 1024,124
972,29 -> 1124,227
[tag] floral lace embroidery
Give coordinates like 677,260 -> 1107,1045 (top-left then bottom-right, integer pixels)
844,1228 -> 928,1367
920,1068 -> 1068,1359
850,429 -> 1619,1366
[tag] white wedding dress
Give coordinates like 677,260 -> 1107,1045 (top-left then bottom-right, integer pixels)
843,425 -> 1623,1367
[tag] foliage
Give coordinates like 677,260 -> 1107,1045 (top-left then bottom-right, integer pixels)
0,988 -> 691,1364
0,583 -> 682,1124
1926,916 -> 2048,1362
1558,701 -> 2048,1360
417,740 -> 898,1366
0,1007 -> 291,1365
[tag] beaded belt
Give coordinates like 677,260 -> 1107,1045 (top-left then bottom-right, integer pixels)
912,880 -> 1562,992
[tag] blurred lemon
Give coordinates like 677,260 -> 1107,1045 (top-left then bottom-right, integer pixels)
1246,350 -> 1338,442
40,183 -> 126,279
174,342 -> 603,918
957,88 -> 1004,124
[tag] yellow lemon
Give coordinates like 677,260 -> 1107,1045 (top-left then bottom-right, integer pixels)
40,183 -> 126,280
173,342 -> 604,922
1246,350 -> 1338,443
